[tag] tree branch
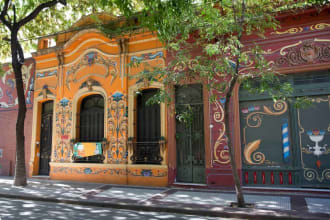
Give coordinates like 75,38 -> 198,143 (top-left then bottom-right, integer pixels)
0,0 -> 12,29
17,41 -> 25,64
18,0 -> 66,28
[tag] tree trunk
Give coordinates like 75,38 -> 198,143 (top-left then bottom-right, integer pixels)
11,30 -> 27,187
224,75 -> 245,207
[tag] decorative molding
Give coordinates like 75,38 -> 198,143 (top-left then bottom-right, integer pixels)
54,98 -> 72,163
131,51 -> 164,62
271,23 -> 330,35
66,51 -> 117,89
36,70 -> 57,78
79,79 -> 101,90
107,92 -> 128,164
52,166 -> 127,175
212,98 -> 230,165
275,39 -> 330,66
128,169 -> 167,177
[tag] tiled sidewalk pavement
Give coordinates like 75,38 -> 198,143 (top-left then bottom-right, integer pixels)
0,177 -> 329,219
84,184 -> 330,218
0,177 -> 102,201
305,198 -> 330,214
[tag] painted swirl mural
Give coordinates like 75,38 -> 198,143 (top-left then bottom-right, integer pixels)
0,61 -> 34,109
107,92 -> 128,164
54,98 -> 72,162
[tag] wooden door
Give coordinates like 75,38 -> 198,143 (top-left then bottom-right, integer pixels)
39,101 -> 53,175
175,84 -> 205,183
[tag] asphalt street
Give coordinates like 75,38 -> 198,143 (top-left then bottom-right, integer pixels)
0,197 -> 241,220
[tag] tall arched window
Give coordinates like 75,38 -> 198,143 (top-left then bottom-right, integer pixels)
79,94 -> 104,142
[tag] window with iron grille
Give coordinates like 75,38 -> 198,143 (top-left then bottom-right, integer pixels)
132,89 -> 162,164
79,94 -> 104,142
74,94 -> 105,163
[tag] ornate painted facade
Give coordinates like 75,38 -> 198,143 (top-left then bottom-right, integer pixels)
29,8 -> 330,189
30,14 -> 167,186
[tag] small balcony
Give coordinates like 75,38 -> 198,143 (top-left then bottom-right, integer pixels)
128,139 -> 165,165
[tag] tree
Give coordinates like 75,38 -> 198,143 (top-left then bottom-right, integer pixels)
113,0 -> 327,207
0,0 -> 69,186
0,0 -> 120,187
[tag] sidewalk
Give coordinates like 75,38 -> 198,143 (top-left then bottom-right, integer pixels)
0,177 -> 329,219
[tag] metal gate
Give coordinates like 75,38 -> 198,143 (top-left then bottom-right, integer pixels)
39,101 -> 53,175
175,84 -> 205,184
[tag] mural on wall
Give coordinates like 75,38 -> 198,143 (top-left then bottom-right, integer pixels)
0,62 -> 34,109
130,51 -> 164,62
36,70 -> 57,78
54,98 -> 72,162
211,94 -> 230,165
237,38 -> 330,74
298,95 -> 330,185
129,51 -> 165,82
52,166 -> 167,178
66,51 -> 117,89
240,100 -> 289,166
275,39 -> 330,67
129,168 -> 167,178
107,92 -> 128,164
52,166 -> 127,175
270,23 -> 330,35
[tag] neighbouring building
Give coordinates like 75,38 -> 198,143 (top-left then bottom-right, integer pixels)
211,6 -> 330,188
0,58 -> 35,176
29,6 -> 330,189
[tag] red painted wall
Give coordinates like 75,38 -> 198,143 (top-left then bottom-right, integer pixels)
0,108 -> 33,176
0,58 -> 35,176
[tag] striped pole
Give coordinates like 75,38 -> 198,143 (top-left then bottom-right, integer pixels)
282,122 -> 290,163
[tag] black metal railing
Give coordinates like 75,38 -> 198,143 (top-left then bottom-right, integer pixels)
129,141 -> 163,164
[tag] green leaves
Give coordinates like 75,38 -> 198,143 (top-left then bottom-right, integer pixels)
111,0 -> 330,108
0,0 -> 122,60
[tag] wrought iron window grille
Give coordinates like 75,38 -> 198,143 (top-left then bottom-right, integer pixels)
128,139 -> 165,164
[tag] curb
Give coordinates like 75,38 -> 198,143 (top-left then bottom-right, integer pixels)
0,193 -> 329,220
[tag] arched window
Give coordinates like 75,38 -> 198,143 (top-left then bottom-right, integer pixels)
79,94 -> 104,142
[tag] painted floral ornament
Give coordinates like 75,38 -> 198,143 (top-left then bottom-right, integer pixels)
306,129 -> 327,156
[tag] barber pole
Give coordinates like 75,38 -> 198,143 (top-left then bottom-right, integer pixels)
282,122 -> 290,163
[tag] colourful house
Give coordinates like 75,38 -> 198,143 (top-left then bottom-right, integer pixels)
30,14 -> 167,186
29,7 -> 330,189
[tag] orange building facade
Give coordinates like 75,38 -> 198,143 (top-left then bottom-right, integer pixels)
29,8 -> 330,189
30,15 -> 169,186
